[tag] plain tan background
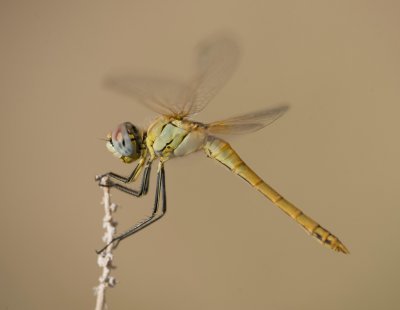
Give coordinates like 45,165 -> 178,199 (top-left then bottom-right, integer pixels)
1,1 -> 399,309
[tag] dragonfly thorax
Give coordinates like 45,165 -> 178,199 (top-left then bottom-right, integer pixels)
147,116 -> 208,160
106,122 -> 143,163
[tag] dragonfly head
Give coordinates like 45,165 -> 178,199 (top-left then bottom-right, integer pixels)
106,122 -> 143,163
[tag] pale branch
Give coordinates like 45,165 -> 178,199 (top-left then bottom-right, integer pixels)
94,177 -> 118,310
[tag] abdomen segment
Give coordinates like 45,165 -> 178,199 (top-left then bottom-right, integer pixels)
203,136 -> 349,254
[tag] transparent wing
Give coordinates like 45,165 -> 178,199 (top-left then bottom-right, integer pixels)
206,105 -> 289,135
104,75 -> 192,116
180,35 -> 240,116
104,35 -> 240,117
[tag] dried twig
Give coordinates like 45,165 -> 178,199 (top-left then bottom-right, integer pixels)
94,177 -> 117,310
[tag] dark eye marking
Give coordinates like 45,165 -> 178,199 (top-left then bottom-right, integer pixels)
122,139 -> 126,147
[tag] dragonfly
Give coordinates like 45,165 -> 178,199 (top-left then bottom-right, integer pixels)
96,36 -> 349,255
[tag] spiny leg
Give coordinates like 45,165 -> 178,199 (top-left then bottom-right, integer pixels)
96,161 -> 167,254
98,159 -> 152,197
111,161 -> 152,197
96,157 -> 147,184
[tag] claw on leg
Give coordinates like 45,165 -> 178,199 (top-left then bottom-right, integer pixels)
96,239 -> 120,255
97,176 -> 114,188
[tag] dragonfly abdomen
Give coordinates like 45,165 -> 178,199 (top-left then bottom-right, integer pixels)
204,136 -> 349,254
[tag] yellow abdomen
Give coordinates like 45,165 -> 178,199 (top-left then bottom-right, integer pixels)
204,135 -> 349,254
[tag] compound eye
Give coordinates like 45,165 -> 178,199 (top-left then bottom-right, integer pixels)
111,123 -> 135,156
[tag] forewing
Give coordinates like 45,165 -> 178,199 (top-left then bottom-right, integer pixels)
179,35 -> 240,116
206,105 -> 289,135
104,35 -> 240,117
104,75 -> 192,116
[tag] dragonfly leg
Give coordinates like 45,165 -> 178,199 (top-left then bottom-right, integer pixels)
96,161 -> 167,254
97,159 -> 152,197
95,157 -> 147,183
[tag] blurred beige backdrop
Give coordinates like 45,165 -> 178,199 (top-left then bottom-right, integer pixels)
1,1 -> 400,309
